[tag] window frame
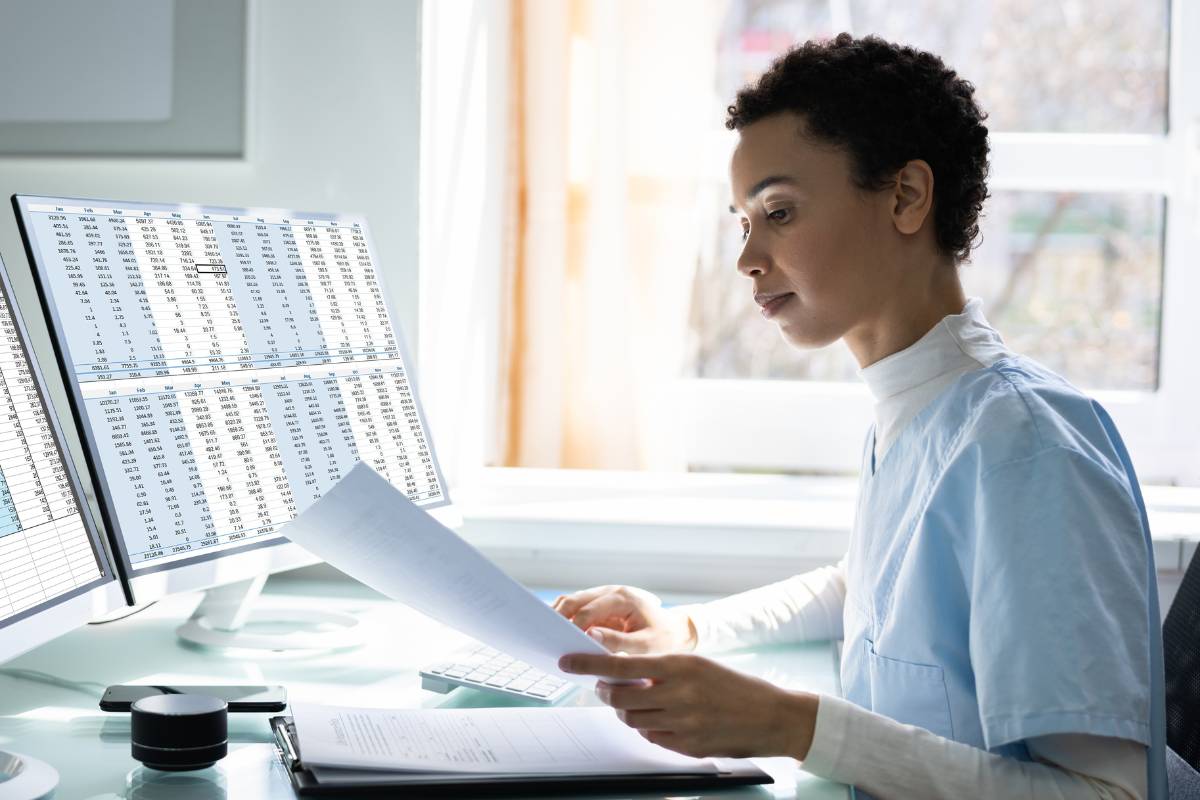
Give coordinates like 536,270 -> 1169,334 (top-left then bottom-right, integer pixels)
681,0 -> 1200,485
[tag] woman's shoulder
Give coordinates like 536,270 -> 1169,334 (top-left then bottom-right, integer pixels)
939,356 -> 1132,484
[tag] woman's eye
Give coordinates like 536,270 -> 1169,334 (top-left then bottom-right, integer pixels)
740,225 -> 750,242
767,208 -> 790,223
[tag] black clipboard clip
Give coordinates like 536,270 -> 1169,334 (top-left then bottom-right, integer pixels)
271,716 -> 301,770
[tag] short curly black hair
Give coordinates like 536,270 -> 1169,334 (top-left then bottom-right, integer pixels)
727,33 -> 990,264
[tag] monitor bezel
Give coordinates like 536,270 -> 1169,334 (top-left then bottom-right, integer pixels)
12,193 -> 453,605
0,250 -> 125,661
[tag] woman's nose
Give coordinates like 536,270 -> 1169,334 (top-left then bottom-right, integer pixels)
737,240 -> 767,277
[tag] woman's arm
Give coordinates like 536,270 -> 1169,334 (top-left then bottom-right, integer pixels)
803,694 -> 1147,800
678,556 -> 847,651
559,653 -> 1146,800
553,558 -> 848,654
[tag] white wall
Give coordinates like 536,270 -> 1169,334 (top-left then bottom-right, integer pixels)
0,0 -> 422,504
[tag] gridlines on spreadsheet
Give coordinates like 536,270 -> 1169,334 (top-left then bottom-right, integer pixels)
24,201 -> 445,569
0,288 -> 101,621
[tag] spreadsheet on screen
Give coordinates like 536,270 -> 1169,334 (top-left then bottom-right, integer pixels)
16,198 -> 446,573
0,278 -> 104,621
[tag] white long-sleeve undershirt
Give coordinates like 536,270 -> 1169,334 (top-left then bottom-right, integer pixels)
678,561 -> 1146,799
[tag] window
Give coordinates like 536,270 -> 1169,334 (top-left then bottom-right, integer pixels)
684,0 -> 1200,484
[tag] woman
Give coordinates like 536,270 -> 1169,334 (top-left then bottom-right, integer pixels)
554,34 -> 1165,800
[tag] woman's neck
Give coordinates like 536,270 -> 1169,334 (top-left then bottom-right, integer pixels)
844,268 -> 967,369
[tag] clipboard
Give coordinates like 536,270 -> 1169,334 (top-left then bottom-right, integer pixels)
270,716 -> 774,796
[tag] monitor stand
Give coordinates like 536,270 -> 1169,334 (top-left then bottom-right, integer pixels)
0,750 -> 58,799
175,575 -> 365,652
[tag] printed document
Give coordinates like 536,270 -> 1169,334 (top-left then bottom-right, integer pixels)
291,702 -> 717,774
282,462 -> 612,683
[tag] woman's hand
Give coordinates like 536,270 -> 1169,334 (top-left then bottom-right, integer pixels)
559,651 -> 818,760
552,585 -> 696,654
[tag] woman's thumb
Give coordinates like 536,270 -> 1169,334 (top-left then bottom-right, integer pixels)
588,626 -> 649,654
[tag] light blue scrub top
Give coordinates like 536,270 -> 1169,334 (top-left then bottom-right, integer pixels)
841,355 -> 1166,799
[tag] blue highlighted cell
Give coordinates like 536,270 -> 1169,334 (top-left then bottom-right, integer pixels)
0,468 -> 22,539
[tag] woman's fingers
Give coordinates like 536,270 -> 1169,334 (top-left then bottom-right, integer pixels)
595,679 -> 675,710
616,708 -> 680,731
552,586 -> 614,619
587,626 -> 654,654
560,652 -> 682,680
570,592 -> 641,632
587,655 -> 802,761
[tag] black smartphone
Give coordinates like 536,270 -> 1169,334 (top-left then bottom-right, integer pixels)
100,684 -> 287,712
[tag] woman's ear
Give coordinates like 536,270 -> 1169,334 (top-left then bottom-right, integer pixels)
891,159 -> 935,236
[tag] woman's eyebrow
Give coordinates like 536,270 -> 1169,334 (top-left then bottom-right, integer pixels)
729,175 -> 802,213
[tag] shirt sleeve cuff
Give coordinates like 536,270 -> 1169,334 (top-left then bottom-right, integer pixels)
800,694 -> 852,778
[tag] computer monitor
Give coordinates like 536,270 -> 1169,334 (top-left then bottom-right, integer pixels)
12,194 -> 451,649
0,251 -> 125,664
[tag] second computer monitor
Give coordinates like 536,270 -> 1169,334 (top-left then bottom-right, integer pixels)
13,194 -> 450,603
0,251 -> 124,662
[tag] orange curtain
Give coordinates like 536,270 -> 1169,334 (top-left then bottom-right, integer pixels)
500,0 -> 722,470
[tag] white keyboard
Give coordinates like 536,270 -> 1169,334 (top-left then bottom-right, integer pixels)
419,644 -> 576,704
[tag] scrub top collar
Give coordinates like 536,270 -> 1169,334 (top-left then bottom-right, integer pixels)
858,298 -> 1013,466
857,297 -> 1006,403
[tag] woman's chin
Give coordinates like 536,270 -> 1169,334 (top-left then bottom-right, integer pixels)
777,320 -> 841,351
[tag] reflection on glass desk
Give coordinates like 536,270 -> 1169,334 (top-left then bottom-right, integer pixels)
0,575 -> 850,799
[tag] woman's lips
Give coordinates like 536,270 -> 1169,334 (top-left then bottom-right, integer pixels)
758,293 -> 795,319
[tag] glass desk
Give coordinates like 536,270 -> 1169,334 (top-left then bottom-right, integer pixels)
0,575 -> 850,799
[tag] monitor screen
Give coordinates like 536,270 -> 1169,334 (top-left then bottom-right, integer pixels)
0,252 -> 115,633
13,195 -> 449,580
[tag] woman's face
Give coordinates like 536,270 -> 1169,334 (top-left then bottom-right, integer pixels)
729,112 -> 898,351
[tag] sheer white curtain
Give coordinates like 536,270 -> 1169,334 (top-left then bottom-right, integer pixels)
419,0 -> 512,487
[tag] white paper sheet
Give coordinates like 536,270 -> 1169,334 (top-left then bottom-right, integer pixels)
291,702 -> 716,774
282,462 -> 611,683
